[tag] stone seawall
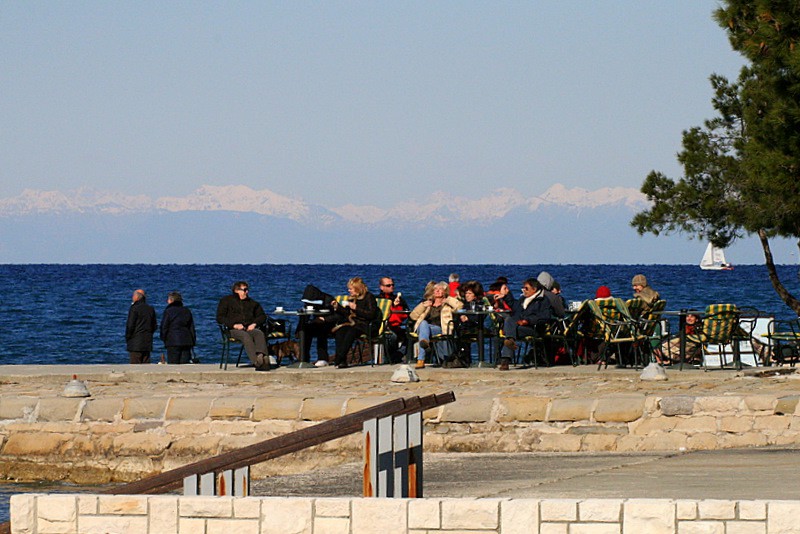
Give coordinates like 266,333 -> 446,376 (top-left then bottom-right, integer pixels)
11,494 -> 800,533
2,390 -> 800,483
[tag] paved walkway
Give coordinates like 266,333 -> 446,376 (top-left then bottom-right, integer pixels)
254,448 -> 800,500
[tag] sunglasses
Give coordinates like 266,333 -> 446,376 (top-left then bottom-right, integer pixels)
383,283 -> 394,287
238,287 -> 249,292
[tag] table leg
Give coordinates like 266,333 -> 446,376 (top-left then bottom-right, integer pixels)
678,311 -> 687,370
474,322 -> 493,368
288,320 -> 316,369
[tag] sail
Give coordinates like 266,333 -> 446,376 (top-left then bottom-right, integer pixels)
700,243 -> 715,267
712,246 -> 727,265
700,243 -> 733,270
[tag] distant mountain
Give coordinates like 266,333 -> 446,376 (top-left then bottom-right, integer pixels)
0,184 -> 790,264
0,184 -> 649,224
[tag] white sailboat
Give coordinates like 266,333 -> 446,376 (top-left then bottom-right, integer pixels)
700,243 -> 733,270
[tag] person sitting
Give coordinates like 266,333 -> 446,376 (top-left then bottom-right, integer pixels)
654,313 -> 702,365
450,280 -> 487,368
409,281 -> 463,369
216,281 -> 270,371
551,280 -> 568,311
631,274 -> 660,313
575,285 -> 616,364
448,273 -> 461,297
330,277 -> 379,369
537,271 -> 566,318
377,276 -> 409,363
494,278 -> 554,371
297,284 -> 336,366
160,291 -> 196,364
487,279 -> 512,312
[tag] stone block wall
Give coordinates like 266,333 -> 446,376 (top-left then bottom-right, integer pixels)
1,393 -> 800,483
10,495 -> 800,533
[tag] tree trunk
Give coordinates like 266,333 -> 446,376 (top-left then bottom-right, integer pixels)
758,228 -> 800,315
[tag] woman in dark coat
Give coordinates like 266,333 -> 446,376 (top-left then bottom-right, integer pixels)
330,277 -> 379,368
160,291 -> 196,364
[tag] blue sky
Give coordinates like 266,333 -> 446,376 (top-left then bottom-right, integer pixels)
1,1 -> 745,208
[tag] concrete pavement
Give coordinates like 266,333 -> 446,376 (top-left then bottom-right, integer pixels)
254,447 -> 800,500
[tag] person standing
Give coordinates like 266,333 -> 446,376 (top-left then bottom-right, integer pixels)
160,291 -> 196,364
126,289 -> 157,364
216,281 -> 270,371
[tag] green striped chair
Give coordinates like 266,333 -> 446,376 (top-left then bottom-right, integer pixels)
687,303 -> 743,370
625,298 -> 644,321
591,298 -> 642,369
634,299 -> 667,364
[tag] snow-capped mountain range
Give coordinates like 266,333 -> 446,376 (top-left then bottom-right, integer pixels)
0,184 -> 648,225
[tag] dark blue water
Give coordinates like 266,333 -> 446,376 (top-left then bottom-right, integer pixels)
0,263 -> 799,523
1,264 -> 799,365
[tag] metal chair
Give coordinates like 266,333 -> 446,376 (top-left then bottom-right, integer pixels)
765,318 -> 800,366
218,323 -> 245,370
687,304 -> 744,370
582,298 -> 644,369
351,297 -> 393,365
635,299 -> 667,364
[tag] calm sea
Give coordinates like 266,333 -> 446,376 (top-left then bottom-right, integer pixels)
0,263 -> 799,522
1,263 -> 799,365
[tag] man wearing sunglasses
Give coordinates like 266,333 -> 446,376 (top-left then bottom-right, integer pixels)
494,278 -> 554,371
378,277 -> 409,363
216,281 -> 270,370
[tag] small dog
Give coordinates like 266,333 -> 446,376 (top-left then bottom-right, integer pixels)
267,340 -> 300,364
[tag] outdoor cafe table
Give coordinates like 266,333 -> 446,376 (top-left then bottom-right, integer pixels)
454,308 -> 507,368
273,308 -> 332,369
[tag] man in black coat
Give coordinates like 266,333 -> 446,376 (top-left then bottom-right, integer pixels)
126,289 -> 157,364
160,291 -> 196,364
495,278 -> 554,370
216,281 -> 270,370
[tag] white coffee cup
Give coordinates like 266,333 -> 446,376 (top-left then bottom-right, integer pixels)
275,306 -> 284,312
306,305 -> 314,311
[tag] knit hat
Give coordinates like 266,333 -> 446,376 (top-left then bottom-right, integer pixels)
595,285 -> 611,299
537,271 -> 555,291
631,274 -> 647,287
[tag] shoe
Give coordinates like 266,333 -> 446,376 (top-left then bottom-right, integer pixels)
503,339 -> 517,351
336,362 -> 349,369
315,360 -> 329,367
255,353 -> 270,371
419,339 -> 430,350
415,360 -> 425,369
498,358 -> 510,371
268,355 -> 278,366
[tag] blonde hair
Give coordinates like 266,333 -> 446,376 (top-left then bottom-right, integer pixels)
422,280 -> 436,300
348,277 -> 368,298
433,281 -> 449,297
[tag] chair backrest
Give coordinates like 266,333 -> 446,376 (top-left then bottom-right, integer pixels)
625,299 -> 644,320
374,298 -> 393,336
639,300 -> 667,337
701,303 -> 740,344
